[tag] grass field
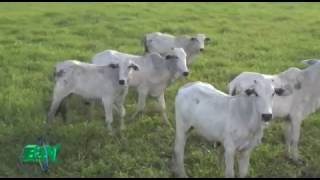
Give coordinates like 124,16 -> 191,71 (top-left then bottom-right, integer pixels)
1,2 -> 320,178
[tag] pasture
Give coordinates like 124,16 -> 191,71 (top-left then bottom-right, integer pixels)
1,2 -> 320,177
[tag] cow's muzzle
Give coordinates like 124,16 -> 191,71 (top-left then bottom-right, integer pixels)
261,114 -> 272,122
119,80 -> 125,85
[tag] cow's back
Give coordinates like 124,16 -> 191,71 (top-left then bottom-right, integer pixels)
145,32 -> 176,54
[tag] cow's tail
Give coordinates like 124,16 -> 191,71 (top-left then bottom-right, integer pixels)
142,34 -> 150,54
53,66 -> 65,82
50,66 -> 57,82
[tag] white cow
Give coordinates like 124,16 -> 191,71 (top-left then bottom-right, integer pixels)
172,79 -> 289,178
47,59 -> 140,134
228,62 -> 320,164
228,68 -> 300,146
92,48 -> 188,126
143,32 -> 210,64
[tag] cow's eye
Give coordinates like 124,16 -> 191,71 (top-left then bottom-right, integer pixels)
272,93 -> 275,97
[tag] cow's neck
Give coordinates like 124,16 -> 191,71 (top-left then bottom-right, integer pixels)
144,59 -> 175,87
234,96 -> 263,135
165,60 -> 179,84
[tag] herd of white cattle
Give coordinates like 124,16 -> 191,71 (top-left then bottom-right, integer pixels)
46,32 -> 320,178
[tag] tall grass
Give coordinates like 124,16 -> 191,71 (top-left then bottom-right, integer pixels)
0,2 -> 320,177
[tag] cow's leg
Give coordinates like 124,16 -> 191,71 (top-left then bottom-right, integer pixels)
284,118 -> 293,159
172,113 -> 190,178
157,93 -> 171,127
119,88 -> 128,130
47,84 -> 71,124
291,118 -> 303,164
114,100 -> 126,131
224,142 -> 235,178
102,97 -> 114,135
57,97 -> 68,122
238,148 -> 252,178
285,114 -> 304,165
131,88 -> 148,121
217,143 -> 225,169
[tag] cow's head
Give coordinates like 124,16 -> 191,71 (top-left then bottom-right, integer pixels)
243,78 -> 289,122
165,47 -> 189,77
190,34 -> 210,52
109,59 -> 140,85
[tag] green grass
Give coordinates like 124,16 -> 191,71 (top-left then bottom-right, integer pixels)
1,2 -> 320,178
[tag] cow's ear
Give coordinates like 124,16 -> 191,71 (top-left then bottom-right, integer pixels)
129,63 -> 140,71
190,37 -> 197,41
231,88 -> 237,96
274,84 -> 294,96
108,63 -> 119,69
275,88 -> 285,96
165,55 -> 177,60
245,88 -> 257,96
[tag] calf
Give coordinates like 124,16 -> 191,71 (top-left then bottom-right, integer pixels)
172,79 -> 289,178
228,63 -> 320,164
143,32 -> 210,64
47,59 -> 140,134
